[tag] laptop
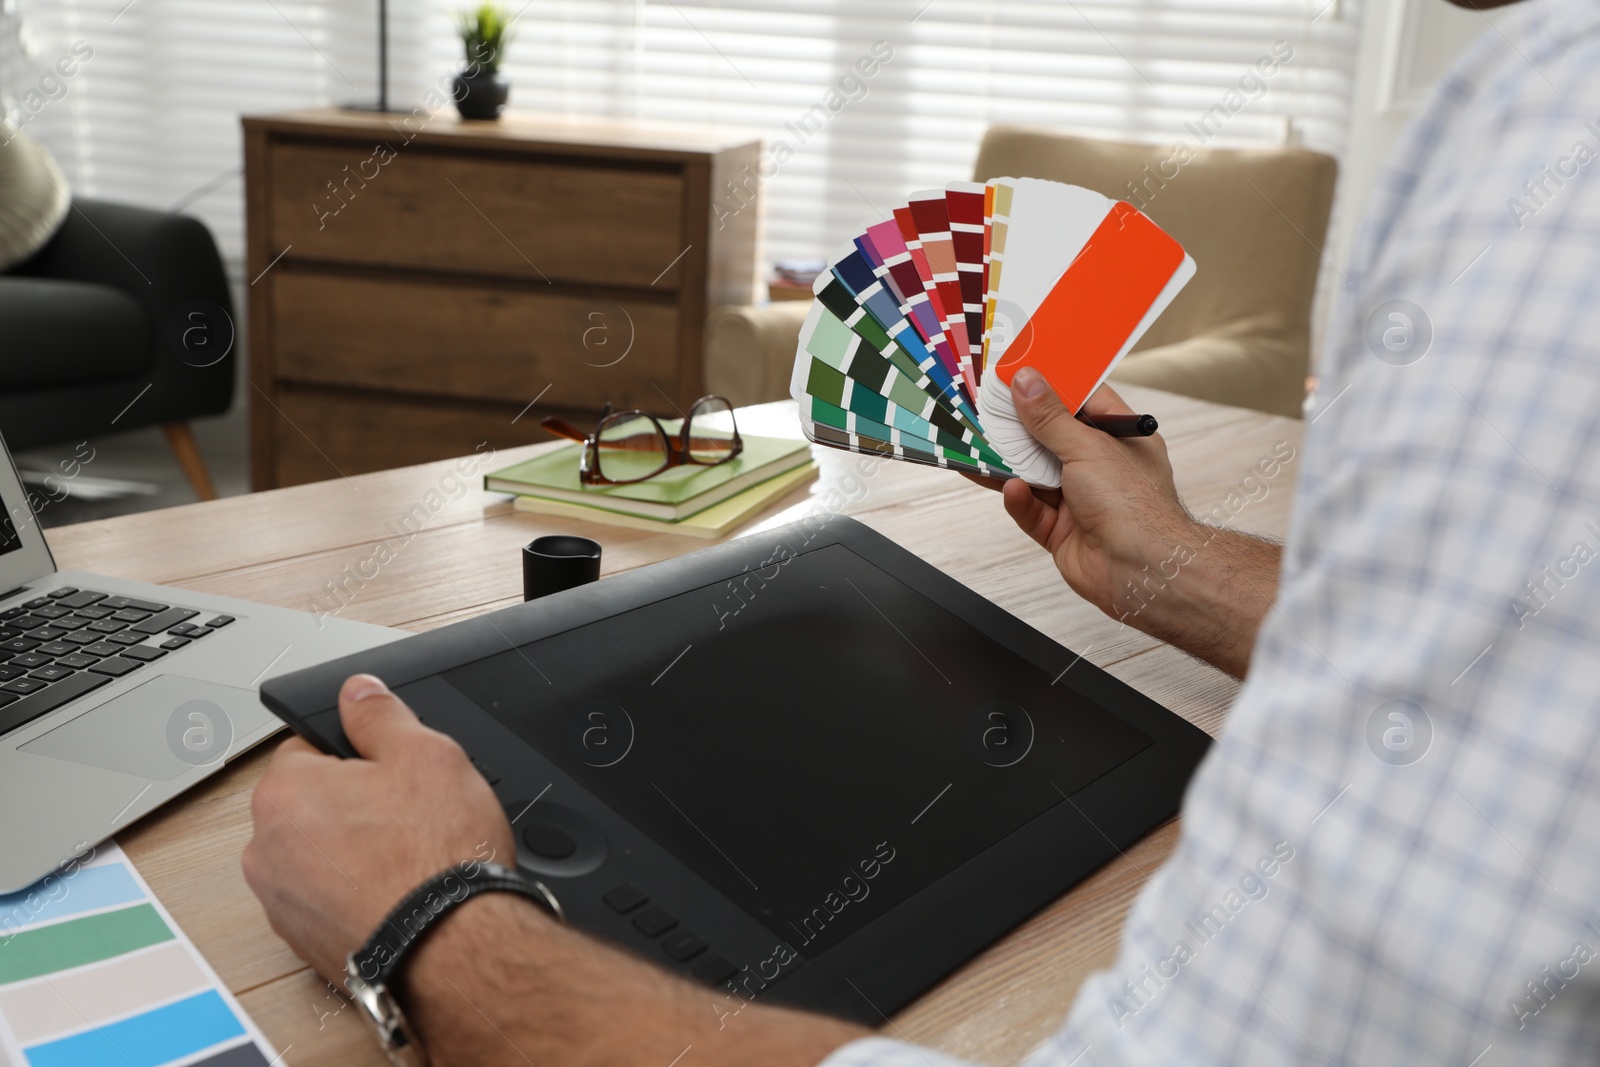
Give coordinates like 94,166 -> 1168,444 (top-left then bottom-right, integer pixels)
0,436 -> 401,893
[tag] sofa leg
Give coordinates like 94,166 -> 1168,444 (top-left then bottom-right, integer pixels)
161,423 -> 218,501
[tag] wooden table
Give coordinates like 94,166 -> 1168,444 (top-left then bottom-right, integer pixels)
53,386 -> 1303,1066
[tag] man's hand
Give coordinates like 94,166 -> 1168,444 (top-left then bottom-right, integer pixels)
984,368 -> 1283,678
243,676 -> 868,1067
997,370 -> 1193,619
243,674 -> 516,982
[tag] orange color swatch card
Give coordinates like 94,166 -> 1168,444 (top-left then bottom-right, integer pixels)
995,202 -> 1190,413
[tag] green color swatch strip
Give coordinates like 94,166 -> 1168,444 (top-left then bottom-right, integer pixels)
809,312 -> 975,441
0,904 -> 173,986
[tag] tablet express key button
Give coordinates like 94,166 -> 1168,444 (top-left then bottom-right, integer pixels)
603,885 -> 648,914
660,930 -> 707,962
691,955 -> 740,986
632,907 -> 678,938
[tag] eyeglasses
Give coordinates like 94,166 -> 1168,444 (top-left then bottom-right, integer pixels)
541,395 -> 743,486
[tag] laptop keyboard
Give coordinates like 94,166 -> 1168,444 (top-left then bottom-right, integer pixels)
0,587 -> 237,737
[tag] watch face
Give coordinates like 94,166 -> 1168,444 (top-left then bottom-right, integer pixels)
380,1020 -> 429,1067
346,970 -> 429,1067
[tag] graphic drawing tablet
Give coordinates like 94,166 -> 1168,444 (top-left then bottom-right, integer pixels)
261,515 -> 1210,1023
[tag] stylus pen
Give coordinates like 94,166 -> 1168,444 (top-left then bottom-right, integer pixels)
1077,412 -> 1159,437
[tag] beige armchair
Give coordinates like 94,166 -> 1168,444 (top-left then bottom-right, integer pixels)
705,124 -> 1337,419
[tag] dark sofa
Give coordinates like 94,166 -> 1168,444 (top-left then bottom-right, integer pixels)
0,199 -> 236,498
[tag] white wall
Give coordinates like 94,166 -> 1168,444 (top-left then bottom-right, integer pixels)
1332,0 -> 1515,272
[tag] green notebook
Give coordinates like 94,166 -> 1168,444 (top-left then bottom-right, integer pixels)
485,432 -> 812,520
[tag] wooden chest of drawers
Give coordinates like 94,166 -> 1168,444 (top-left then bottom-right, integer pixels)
243,109 -> 761,488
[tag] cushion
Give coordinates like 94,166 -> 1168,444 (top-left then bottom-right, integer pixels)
704,299 -> 811,408
0,277 -> 148,389
972,127 -> 1337,417
0,125 -> 71,272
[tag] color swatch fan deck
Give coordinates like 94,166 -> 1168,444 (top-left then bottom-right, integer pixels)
790,178 -> 1195,487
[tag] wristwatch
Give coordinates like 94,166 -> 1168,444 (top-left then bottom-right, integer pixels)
345,860 -> 564,1067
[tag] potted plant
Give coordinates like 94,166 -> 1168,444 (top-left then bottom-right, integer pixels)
453,3 -> 512,120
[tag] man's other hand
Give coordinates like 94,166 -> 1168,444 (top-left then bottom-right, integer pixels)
243,673 -> 516,983
999,369 -> 1195,621
975,368 -> 1284,678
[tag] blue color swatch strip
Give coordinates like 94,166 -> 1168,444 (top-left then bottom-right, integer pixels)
0,864 -> 143,933
24,989 -> 245,1067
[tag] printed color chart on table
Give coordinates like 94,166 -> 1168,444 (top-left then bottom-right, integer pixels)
0,842 -> 280,1067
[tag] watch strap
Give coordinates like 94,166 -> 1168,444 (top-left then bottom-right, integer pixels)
349,861 -> 562,990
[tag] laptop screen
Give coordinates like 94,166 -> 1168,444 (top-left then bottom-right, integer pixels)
0,515 -> 20,557
0,436 -> 59,590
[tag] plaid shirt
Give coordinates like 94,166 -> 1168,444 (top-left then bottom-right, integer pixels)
823,1 -> 1600,1064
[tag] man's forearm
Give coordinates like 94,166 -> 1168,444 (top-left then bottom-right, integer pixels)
397,894 -> 868,1067
1112,521 -> 1281,679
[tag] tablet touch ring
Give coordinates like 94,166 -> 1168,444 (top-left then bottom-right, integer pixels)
505,800 -> 608,878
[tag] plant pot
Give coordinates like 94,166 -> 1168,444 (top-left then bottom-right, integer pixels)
454,71 -> 509,120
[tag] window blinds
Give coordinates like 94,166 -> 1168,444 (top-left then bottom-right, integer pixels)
4,0 -> 1361,279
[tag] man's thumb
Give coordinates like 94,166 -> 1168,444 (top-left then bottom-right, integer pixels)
338,674 -> 423,760
1011,368 -> 1092,458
